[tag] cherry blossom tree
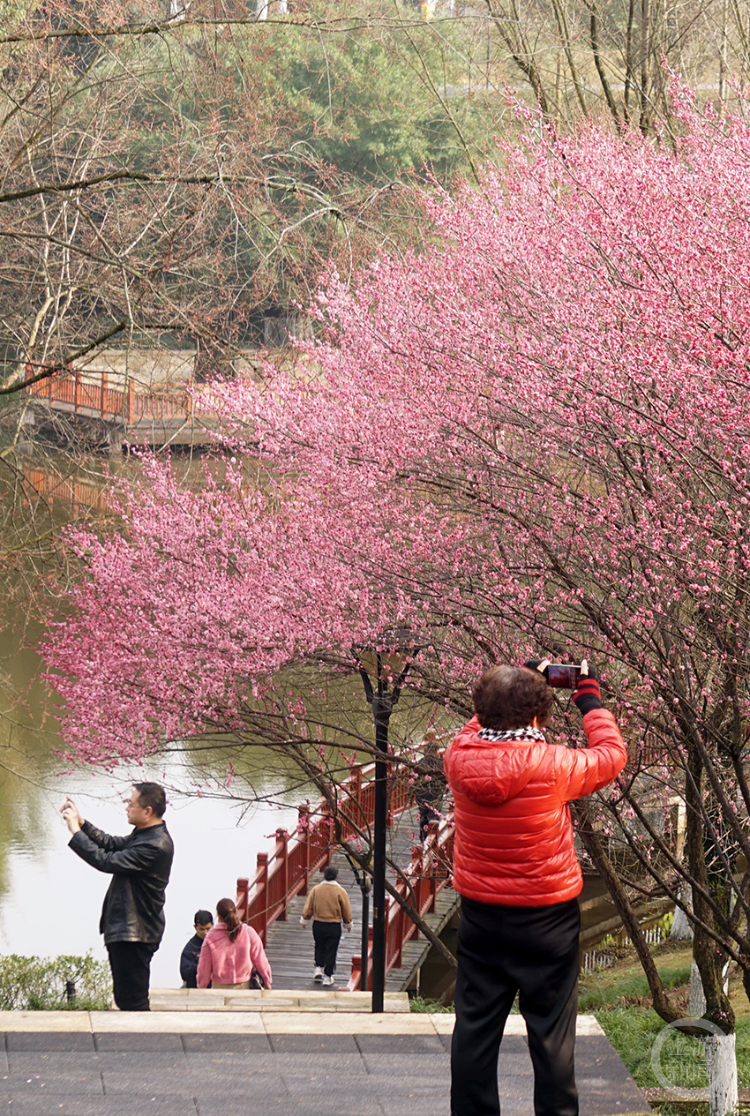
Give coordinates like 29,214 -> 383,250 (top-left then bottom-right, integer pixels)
45,87 -> 750,1108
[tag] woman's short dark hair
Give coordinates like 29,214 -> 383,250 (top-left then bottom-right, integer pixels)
133,782 -> 166,817
472,665 -> 553,731
323,866 -> 338,882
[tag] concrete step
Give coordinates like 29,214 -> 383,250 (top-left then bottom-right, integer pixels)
149,987 -> 410,1012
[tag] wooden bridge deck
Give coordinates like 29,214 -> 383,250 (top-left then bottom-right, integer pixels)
264,805 -> 459,992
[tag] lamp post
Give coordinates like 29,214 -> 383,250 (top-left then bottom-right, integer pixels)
357,633 -> 413,1013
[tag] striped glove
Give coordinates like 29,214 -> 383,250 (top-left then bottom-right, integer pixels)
573,664 -> 602,715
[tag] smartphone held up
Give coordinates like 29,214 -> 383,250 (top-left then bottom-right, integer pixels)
545,664 -> 581,689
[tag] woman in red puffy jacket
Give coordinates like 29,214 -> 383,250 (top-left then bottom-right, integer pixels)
444,658 -> 627,1116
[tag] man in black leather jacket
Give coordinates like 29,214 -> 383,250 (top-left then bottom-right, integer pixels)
62,783 -> 174,1011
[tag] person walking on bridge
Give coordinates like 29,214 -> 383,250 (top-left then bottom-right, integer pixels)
300,866 -> 353,986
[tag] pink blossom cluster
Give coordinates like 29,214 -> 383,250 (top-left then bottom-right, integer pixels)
45,91 -> 750,786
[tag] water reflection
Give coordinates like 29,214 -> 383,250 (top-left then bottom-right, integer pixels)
0,602 -> 301,989
0,453 -> 443,989
0,760 -> 299,988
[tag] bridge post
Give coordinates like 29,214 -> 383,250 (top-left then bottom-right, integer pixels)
386,776 -> 394,828
350,954 -> 363,992
390,897 -> 405,968
236,877 -> 249,922
107,425 -> 124,457
427,821 -> 440,912
16,407 -> 36,455
256,852 -> 269,942
298,805 -> 311,894
323,812 -> 335,867
366,926 -> 374,991
344,766 -> 362,840
410,845 -> 424,937
275,829 -> 289,920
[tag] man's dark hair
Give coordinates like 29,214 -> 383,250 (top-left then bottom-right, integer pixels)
194,910 -> 213,926
323,866 -> 339,881
472,666 -> 553,731
133,782 -> 167,817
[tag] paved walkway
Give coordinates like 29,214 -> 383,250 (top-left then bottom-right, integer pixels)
0,1008 -> 651,1116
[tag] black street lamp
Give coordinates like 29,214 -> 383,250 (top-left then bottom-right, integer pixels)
356,632 -> 414,1013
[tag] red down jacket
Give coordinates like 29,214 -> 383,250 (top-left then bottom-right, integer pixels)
444,709 -> 627,907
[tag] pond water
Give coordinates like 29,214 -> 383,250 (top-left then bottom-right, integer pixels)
0,455 -> 434,993
0,592 -> 301,990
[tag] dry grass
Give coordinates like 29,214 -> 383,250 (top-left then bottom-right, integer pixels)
580,939 -> 750,1019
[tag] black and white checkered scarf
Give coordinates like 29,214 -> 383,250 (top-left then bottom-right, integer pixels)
477,726 -> 546,743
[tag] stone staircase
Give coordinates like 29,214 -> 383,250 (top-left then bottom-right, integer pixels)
148,987 -> 410,1012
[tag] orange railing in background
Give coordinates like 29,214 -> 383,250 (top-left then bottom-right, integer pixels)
22,465 -> 111,514
26,368 -> 218,425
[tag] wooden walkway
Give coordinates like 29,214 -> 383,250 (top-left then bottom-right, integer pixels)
264,806 -> 459,992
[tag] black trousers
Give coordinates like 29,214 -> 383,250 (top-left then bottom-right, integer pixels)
451,896 -> 580,1116
106,941 -> 158,1011
312,921 -> 342,976
419,804 -> 441,842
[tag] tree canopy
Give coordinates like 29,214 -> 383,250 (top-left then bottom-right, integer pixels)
46,91 -> 750,1065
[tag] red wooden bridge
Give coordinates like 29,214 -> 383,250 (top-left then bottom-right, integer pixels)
26,368 -> 221,449
233,762 -> 456,992
230,740 -> 665,993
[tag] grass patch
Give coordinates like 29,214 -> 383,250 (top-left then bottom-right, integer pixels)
580,940 -> 750,1094
579,964 -> 692,1011
651,1105 -> 750,1116
0,954 -> 112,1011
409,995 -> 454,1013
595,1008 -> 750,1090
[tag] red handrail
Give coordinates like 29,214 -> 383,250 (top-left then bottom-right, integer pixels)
234,762 -> 412,946
349,812 -> 455,992
21,464 -> 111,514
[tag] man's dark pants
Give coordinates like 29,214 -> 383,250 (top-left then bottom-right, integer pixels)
312,921 -> 342,977
107,942 -> 158,1011
451,896 -> 580,1116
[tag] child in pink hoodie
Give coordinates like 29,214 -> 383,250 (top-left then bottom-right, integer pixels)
197,898 -> 272,989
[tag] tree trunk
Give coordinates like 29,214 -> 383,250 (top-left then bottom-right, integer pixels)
688,959 -> 706,1016
671,889 -> 694,941
704,1032 -> 738,1116
571,800 -> 676,1020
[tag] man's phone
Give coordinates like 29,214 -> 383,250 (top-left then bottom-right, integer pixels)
546,664 -> 581,689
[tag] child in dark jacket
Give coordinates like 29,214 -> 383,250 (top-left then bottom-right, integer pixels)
179,910 -> 213,988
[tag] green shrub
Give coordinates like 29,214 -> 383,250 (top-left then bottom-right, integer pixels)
0,954 -> 112,1011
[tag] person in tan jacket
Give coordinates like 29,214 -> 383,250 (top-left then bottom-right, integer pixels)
300,866 -> 353,986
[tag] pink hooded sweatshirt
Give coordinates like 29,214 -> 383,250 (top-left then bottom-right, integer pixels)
196,921 -> 272,988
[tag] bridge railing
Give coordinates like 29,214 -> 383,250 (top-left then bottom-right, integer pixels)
26,367 -> 218,425
348,812 -> 455,992
234,761 -> 411,945
27,368 -> 126,421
